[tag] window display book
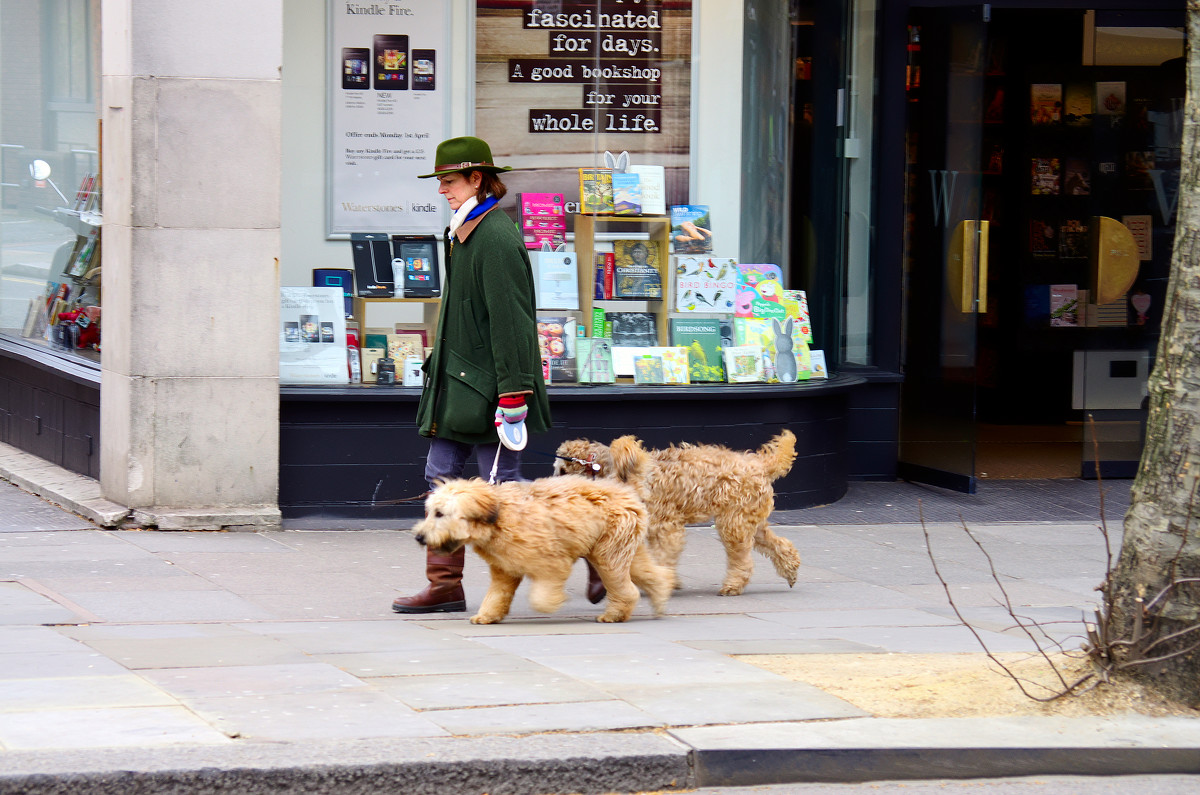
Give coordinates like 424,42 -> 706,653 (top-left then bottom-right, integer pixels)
723,344 -> 765,383
537,315 -> 578,382
612,239 -> 663,299
518,192 -> 567,250
675,256 -> 737,313
612,172 -> 642,216
576,337 -> 616,383
669,317 -> 725,382
534,250 -> 579,309
735,263 -> 786,318
606,311 -> 658,347
734,316 -> 813,383
627,165 -> 665,215
579,167 -> 614,214
781,289 -> 813,343
633,354 -> 666,385
670,204 -> 713,254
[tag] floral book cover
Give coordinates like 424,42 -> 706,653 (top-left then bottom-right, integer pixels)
633,354 -> 665,384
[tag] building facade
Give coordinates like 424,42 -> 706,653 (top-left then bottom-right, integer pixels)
0,1 -> 1185,525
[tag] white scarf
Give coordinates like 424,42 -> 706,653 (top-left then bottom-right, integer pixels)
448,195 -> 480,238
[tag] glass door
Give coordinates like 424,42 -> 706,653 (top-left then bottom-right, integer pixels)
897,4 -> 993,492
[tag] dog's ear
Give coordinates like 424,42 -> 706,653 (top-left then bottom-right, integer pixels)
609,436 -> 649,483
457,481 -> 501,525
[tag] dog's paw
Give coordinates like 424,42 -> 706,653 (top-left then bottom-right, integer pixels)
718,584 -> 745,596
470,613 -> 503,624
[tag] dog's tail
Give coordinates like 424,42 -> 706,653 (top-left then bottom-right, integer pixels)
609,435 -> 651,486
757,429 -> 798,481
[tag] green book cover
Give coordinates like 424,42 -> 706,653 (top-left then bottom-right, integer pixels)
669,317 -> 725,382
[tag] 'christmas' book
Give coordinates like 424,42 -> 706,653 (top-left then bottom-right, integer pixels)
612,239 -> 663,299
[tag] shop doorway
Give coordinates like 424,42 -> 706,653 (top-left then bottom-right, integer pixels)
897,4 -> 1183,491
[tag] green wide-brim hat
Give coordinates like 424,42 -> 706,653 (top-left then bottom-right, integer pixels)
417,136 -> 513,179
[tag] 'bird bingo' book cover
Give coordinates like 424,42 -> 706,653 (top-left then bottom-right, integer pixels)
675,256 -> 737,313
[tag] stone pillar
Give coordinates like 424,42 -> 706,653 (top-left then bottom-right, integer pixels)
100,0 -> 282,529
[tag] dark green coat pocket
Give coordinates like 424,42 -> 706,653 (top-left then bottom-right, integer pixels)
441,350 -> 496,436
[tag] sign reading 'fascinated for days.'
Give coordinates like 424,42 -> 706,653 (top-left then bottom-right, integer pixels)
474,0 -> 692,219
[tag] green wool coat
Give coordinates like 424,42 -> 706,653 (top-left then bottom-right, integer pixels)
416,205 -> 551,445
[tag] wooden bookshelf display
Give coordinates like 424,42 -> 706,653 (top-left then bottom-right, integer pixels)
573,214 -> 672,345
350,297 -> 439,338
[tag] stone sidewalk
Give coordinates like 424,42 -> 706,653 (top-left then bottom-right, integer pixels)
0,443 -> 1197,793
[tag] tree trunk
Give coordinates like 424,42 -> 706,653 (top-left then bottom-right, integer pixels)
1108,4 -> 1200,705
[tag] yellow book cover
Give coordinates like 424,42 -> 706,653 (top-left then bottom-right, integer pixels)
578,167 -> 614,214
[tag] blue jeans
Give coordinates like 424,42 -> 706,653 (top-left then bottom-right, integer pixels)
425,437 -> 523,488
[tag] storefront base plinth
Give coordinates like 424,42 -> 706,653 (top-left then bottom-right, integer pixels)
279,374 -> 865,521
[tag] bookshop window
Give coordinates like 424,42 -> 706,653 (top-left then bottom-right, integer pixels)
0,0 -> 100,360
474,0 -> 693,219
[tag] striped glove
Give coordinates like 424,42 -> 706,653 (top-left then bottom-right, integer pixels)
495,396 -> 528,450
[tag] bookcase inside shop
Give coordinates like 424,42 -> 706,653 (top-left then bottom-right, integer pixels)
573,213 -> 672,348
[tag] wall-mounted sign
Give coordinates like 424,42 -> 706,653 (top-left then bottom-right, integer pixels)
475,0 -> 692,219
327,1 -> 450,235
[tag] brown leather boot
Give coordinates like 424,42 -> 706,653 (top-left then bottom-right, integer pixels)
585,560 -> 607,604
392,547 -> 467,613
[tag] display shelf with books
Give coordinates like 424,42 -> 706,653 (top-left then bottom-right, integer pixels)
573,213 -> 672,348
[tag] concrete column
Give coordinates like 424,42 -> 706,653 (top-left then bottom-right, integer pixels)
100,0 -> 282,530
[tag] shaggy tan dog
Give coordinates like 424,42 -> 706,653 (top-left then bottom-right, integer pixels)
412,476 -> 672,624
554,430 -> 802,596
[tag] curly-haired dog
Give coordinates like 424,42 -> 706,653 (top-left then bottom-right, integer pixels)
413,476 -> 672,624
554,430 -> 802,596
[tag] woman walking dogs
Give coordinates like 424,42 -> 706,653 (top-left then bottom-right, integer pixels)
392,136 -> 603,613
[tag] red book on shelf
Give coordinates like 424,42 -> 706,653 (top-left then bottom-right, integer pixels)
603,252 -> 615,299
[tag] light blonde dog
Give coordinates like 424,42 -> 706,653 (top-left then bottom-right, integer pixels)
412,475 -> 672,624
554,430 -> 802,596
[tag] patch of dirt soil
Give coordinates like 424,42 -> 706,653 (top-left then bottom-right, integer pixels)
737,652 -> 1200,719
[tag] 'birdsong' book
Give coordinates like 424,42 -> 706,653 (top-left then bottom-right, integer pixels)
669,317 -> 725,382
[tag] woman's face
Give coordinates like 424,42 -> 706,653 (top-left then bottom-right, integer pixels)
438,171 -> 481,211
